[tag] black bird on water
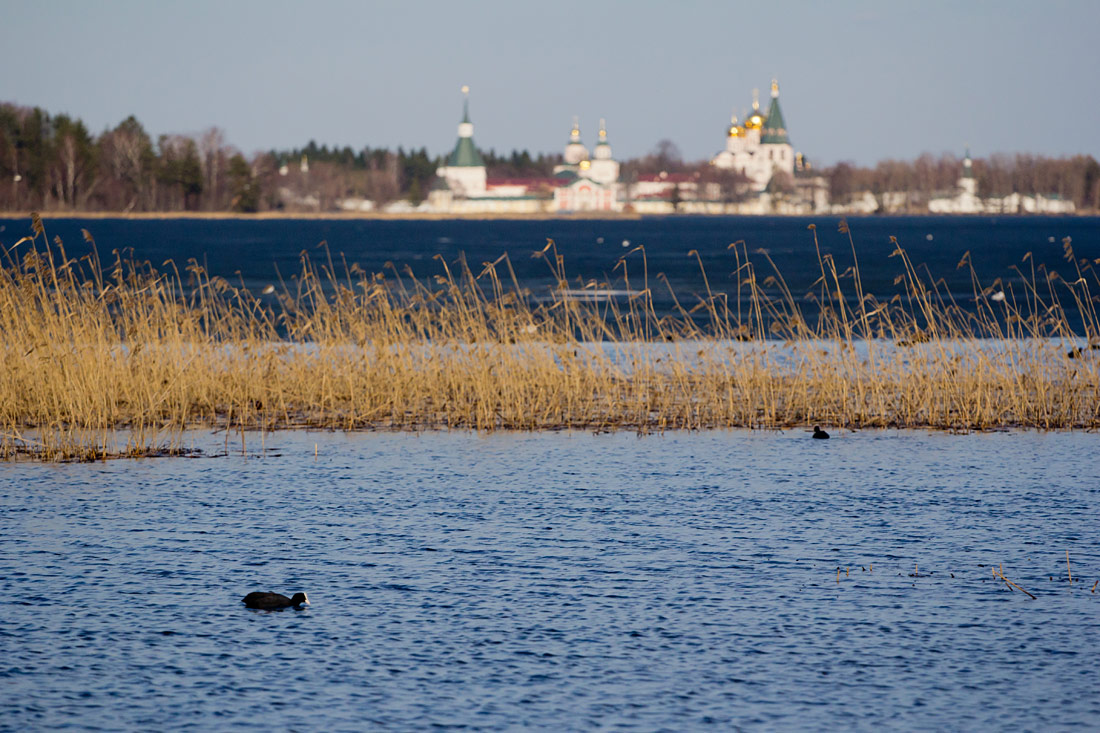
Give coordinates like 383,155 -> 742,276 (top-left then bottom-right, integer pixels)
812,426 -> 830,439
242,591 -> 310,610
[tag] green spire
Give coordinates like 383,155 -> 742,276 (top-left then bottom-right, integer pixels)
447,85 -> 484,167
962,147 -> 974,179
760,79 -> 790,145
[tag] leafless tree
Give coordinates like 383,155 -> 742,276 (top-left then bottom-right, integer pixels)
198,127 -> 227,210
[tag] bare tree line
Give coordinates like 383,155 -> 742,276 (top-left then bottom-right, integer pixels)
827,152 -> 1100,211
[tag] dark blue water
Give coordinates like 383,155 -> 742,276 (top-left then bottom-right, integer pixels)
3,215 -> 1098,331
3,430 -> 1099,730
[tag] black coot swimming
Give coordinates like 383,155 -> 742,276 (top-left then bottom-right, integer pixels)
242,591 -> 310,609
812,426 -> 830,439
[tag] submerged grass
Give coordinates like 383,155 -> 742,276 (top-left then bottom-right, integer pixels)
2,215 -> 1099,460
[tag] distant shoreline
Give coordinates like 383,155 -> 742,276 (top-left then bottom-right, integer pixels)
0,210 -> 1093,222
0,210 -> 639,222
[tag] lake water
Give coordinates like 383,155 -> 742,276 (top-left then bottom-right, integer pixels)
3,429 -> 1099,730
3,215 -> 1099,331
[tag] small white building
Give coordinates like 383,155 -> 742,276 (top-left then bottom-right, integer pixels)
554,177 -> 617,212
990,192 -> 1075,214
928,151 -> 983,213
928,149 -> 1076,214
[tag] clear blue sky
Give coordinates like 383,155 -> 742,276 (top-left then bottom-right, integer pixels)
2,0 -> 1097,166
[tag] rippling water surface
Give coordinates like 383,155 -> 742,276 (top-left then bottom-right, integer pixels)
3,215 -> 1098,331
3,430 -> 1099,730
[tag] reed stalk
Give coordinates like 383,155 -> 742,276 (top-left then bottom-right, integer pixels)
994,565 -> 1037,600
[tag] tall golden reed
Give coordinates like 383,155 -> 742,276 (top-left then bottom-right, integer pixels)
0,218 -> 1097,460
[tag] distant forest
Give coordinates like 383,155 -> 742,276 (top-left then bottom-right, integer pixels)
1,102 -> 1098,213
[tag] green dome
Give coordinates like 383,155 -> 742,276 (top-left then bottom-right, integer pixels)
447,137 -> 484,167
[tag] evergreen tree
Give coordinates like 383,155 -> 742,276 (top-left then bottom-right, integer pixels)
406,177 -> 422,205
228,153 -> 259,212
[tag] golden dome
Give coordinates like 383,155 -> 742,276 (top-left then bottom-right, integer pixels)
744,112 -> 765,130
744,88 -> 764,129
727,114 -> 742,137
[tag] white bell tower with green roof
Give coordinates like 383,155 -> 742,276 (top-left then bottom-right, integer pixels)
436,85 -> 487,197
960,147 -> 977,196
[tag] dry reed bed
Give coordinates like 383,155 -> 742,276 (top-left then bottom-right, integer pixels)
1,216 -> 1098,460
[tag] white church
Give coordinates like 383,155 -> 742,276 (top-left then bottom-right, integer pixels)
552,118 -> 621,211
433,90 -> 486,199
710,79 -> 796,191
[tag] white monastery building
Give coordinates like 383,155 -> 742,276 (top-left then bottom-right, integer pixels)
418,83 -> 826,215
428,88 -> 625,214
350,84 -> 1080,217
711,79 -> 796,192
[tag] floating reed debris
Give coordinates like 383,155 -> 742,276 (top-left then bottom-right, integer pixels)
1,218 -> 1100,460
994,564 -> 1037,600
